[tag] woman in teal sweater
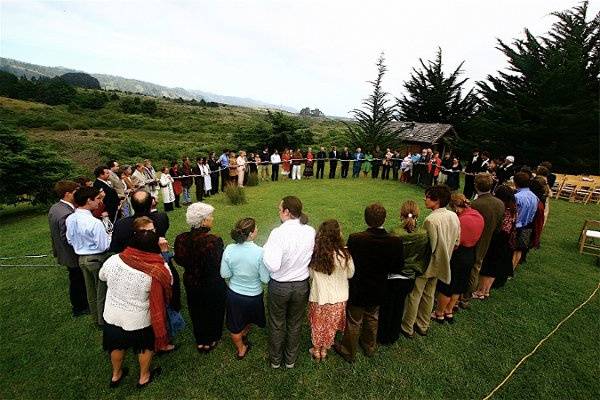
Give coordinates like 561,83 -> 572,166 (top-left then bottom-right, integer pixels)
220,218 -> 270,360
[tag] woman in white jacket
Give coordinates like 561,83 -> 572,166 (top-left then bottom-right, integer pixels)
159,167 -> 175,212
236,151 -> 247,187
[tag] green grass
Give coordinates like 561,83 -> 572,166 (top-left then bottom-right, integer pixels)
1,177 -> 599,399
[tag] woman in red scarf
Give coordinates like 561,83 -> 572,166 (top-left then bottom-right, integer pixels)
99,217 -> 172,389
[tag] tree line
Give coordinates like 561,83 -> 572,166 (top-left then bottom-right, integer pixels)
349,2 -> 598,173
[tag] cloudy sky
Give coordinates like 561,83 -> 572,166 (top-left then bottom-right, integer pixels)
1,0 -> 595,115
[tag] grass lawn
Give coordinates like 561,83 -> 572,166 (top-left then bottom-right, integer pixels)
0,177 -> 599,399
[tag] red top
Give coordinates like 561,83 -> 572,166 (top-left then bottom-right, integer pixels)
458,207 -> 484,247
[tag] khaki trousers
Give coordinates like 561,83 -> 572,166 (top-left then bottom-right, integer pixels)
79,253 -> 109,325
401,275 -> 437,335
338,303 -> 379,361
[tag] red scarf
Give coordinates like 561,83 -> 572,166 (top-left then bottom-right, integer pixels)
120,247 -> 172,351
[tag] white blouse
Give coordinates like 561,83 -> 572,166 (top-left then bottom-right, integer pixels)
99,254 -> 172,331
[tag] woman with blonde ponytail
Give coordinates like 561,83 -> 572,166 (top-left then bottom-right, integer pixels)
378,201 -> 430,344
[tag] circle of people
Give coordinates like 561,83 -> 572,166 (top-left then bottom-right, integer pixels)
48,147 -> 554,389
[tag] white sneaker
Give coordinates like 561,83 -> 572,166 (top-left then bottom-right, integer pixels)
271,363 -> 280,369
285,363 -> 295,369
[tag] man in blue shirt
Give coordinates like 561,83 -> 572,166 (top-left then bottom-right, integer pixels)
66,186 -> 111,326
352,147 -> 364,178
513,172 -> 539,268
217,149 -> 229,192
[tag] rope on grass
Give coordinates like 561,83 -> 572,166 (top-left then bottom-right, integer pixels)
482,282 -> 600,400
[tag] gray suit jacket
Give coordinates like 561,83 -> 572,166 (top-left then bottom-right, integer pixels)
108,171 -> 126,198
48,201 -> 78,269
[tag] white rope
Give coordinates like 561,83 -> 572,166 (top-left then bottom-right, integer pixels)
0,254 -> 49,260
481,282 -> 600,400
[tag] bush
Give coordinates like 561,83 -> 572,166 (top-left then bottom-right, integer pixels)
16,115 -> 47,128
72,121 -> 89,130
140,99 -> 157,115
246,172 -> 259,187
51,121 -> 70,131
224,183 -> 247,205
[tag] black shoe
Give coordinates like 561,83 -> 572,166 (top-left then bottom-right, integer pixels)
400,328 -> 414,339
109,367 -> 129,388
137,367 -> 161,389
72,308 -> 90,317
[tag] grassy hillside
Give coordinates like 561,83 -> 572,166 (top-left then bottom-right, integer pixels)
0,95 -> 348,170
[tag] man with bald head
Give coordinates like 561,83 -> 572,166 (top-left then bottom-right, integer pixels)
109,190 -> 170,253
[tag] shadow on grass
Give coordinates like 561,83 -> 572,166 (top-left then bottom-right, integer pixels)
0,203 -> 47,225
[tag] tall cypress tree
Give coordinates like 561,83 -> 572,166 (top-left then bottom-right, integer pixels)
466,1 -> 599,172
397,48 -> 478,129
345,53 -> 397,150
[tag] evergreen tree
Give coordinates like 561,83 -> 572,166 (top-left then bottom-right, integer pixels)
345,53 -> 397,150
397,48 -> 478,129
233,111 -> 313,150
465,1 -> 599,172
0,126 -> 72,205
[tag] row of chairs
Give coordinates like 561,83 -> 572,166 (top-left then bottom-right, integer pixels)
553,174 -> 600,204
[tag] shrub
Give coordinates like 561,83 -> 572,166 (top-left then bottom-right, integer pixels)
72,121 -> 89,130
246,172 -> 259,187
51,121 -> 70,131
224,183 -> 247,205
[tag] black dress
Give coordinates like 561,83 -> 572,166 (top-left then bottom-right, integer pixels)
174,227 -> 226,345
481,209 -> 516,288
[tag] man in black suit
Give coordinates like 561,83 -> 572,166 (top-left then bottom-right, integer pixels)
334,203 -> 404,363
109,190 -> 170,254
93,166 -> 119,221
48,180 -> 89,317
192,156 -> 204,201
315,146 -> 326,179
328,146 -> 338,178
463,149 -> 480,199
340,147 -> 351,178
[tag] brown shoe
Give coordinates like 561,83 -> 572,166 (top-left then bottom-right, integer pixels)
400,328 -> 414,339
332,343 -> 354,363
414,325 -> 428,337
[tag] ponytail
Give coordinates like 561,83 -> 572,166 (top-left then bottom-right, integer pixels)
230,218 -> 256,244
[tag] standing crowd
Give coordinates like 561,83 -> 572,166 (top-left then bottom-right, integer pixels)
47,147 -> 553,388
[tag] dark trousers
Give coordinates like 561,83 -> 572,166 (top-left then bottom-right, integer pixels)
67,266 -> 88,314
195,179 -> 204,201
267,279 -> 309,366
338,303 -> 379,362
211,173 -> 219,195
164,202 -> 174,212
186,282 -> 226,345
329,162 -> 337,178
316,162 -> 325,179
392,167 -> 399,180
381,165 -> 390,180
464,175 -> 475,199
79,254 -> 109,325
220,169 -> 229,192
174,194 -> 180,208
377,279 -> 415,345
371,162 -> 380,178
352,163 -> 361,177
341,162 -> 349,178
271,164 -> 279,181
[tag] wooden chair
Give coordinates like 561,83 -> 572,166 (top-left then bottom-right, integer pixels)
586,185 -> 600,204
572,182 -> 596,203
555,176 -> 580,200
579,220 -> 600,265
551,174 -> 566,194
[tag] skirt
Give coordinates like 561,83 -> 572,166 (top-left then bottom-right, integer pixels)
480,231 -> 513,279
225,288 -> 266,334
515,227 -> 533,250
437,245 -> 475,296
308,301 -> 346,348
103,323 -> 154,354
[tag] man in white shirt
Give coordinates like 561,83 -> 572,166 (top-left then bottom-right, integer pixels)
263,196 -> 315,369
66,186 -> 112,326
270,150 -> 281,181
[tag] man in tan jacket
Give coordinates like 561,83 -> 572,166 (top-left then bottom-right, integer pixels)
401,185 -> 460,337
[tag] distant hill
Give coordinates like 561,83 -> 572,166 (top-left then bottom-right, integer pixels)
59,72 -> 100,89
0,57 -> 297,112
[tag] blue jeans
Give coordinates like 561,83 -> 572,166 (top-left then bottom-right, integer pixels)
182,187 -> 191,204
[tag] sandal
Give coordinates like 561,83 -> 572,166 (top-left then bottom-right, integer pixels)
205,341 -> 219,353
236,343 -> 251,360
157,345 -> 176,356
444,313 -> 455,324
109,367 -> 129,388
309,348 -> 321,361
471,292 -> 486,300
430,312 -> 445,324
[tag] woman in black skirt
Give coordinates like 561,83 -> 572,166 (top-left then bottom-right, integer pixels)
474,185 -> 517,295
174,202 -> 226,353
220,218 -> 270,359
433,194 -> 484,323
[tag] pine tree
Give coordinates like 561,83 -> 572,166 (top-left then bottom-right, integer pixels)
345,53 -> 397,150
397,48 -> 478,129
466,1 -> 599,172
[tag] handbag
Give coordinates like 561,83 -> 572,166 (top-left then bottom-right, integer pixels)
167,305 -> 185,338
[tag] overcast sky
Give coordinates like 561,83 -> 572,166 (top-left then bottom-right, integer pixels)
1,0 -> 596,116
